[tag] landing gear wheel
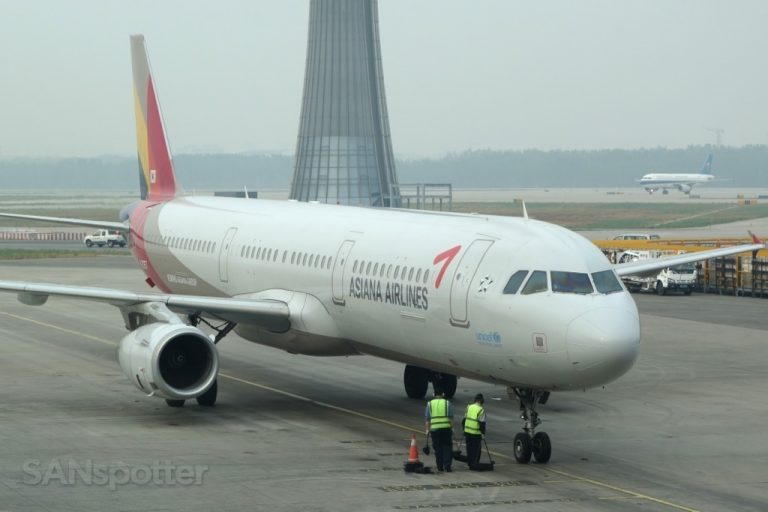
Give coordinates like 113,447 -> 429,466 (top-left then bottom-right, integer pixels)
513,433 -> 532,463
165,399 -> 185,407
404,365 -> 429,399
532,432 -> 552,463
196,380 -> 217,406
436,373 -> 457,398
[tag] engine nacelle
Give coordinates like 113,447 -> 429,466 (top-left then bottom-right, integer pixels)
118,322 -> 219,400
678,184 -> 692,194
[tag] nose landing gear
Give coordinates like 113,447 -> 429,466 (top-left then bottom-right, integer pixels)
509,387 -> 552,464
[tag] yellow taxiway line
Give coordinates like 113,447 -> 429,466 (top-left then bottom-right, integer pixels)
1,309 -> 700,512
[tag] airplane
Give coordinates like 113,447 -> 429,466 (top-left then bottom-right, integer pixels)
638,154 -> 715,195
0,35 -> 764,465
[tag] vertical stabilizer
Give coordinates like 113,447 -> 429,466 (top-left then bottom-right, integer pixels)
700,154 -> 713,175
130,35 -> 179,201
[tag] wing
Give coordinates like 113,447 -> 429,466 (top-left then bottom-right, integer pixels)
0,280 -> 290,333
613,242 -> 765,277
0,212 -> 128,232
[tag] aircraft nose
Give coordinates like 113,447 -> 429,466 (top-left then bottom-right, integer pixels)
566,308 -> 640,387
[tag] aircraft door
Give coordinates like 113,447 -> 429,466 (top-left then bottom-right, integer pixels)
449,239 -> 494,327
332,240 -> 355,305
218,227 -> 238,283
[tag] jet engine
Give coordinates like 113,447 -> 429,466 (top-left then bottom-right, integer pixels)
677,184 -> 692,194
118,322 -> 219,400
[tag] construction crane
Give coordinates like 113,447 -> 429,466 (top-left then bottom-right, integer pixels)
706,127 -> 725,147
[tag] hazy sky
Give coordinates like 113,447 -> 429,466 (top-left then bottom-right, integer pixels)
1,1 -> 767,158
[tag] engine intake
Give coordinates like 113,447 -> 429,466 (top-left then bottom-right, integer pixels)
118,322 -> 219,400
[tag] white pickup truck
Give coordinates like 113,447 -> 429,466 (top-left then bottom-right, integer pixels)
618,250 -> 697,295
84,229 -> 126,248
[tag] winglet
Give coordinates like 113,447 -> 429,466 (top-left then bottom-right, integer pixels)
130,35 -> 180,201
748,230 -> 763,245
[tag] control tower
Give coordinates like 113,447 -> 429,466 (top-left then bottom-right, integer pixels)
290,0 -> 400,207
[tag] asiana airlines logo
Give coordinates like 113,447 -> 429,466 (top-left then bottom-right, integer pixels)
347,245 -> 463,311
349,278 -> 428,310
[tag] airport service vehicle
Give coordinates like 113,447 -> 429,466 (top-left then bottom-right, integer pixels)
0,36 -> 763,465
84,229 -> 126,248
613,233 -> 661,241
638,154 -> 715,195
618,251 -> 696,295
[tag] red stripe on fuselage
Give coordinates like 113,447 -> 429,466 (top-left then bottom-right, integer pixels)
129,201 -> 171,292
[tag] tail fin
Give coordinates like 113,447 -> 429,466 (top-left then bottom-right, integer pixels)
699,154 -> 713,175
130,35 -> 180,201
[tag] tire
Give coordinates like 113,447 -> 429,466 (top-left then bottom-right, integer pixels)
513,432 -> 532,464
532,432 -> 552,463
107,241 -> 114,248
165,399 -> 185,407
684,289 -> 692,296
196,380 -> 217,406
439,374 -> 457,399
85,240 -> 93,248
656,281 -> 666,296
404,365 -> 429,399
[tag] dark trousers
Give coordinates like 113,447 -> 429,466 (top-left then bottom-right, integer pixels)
465,434 -> 482,469
431,428 -> 453,470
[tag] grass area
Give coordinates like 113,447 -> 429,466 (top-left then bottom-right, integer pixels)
450,202 -> 768,229
0,249 -> 129,260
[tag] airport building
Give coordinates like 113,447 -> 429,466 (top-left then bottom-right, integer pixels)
290,0 -> 401,207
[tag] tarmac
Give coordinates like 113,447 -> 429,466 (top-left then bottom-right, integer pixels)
0,256 -> 766,512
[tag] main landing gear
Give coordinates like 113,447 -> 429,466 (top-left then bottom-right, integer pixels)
510,388 -> 552,464
403,365 -> 457,399
163,316 -> 236,408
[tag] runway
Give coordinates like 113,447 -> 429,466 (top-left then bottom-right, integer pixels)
0,257 -> 766,511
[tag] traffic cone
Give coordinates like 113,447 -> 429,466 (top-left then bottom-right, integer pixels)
404,434 -> 428,473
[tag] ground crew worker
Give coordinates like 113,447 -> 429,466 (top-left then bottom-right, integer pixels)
463,393 -> 486,470
425,387 -> 453,472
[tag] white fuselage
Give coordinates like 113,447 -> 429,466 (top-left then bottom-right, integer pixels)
639,172 -> 714,192
133,197 -> 640,392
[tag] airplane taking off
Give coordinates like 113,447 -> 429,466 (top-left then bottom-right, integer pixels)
0,36 -> 764,464
638,154 -> 715,194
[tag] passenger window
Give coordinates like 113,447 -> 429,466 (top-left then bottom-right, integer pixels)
387,264 -> 392,278
327,257 -> 333,270
592,270 -> 624,294
291,252 -> 296,264
274,250 -> 278,262
309,254 -> 315,267
380,264 -> 385,278
373,263 -> 379,275
302,253 -> 308,266
503,270 -> 528,294
267,248 -> 272,261
315,255 -> 320,268
394,266 -> 400,279
423,270 -> 429,284
551,271 -> 593,294
401,267 -> 408,280
521,271 -> 548,295
408,268 -> 414,281
366,262 -> 372,275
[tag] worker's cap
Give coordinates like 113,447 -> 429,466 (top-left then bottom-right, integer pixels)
474,393 -> 484,402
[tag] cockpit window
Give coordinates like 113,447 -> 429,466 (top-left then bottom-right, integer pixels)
551,271 -> 594,294
591,270 -> 624,294
503,270 -> 528,294
521,271 -> 548,295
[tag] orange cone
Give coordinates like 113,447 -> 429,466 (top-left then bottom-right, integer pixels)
404,434 -> 428,473
407,434 -> 420,463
